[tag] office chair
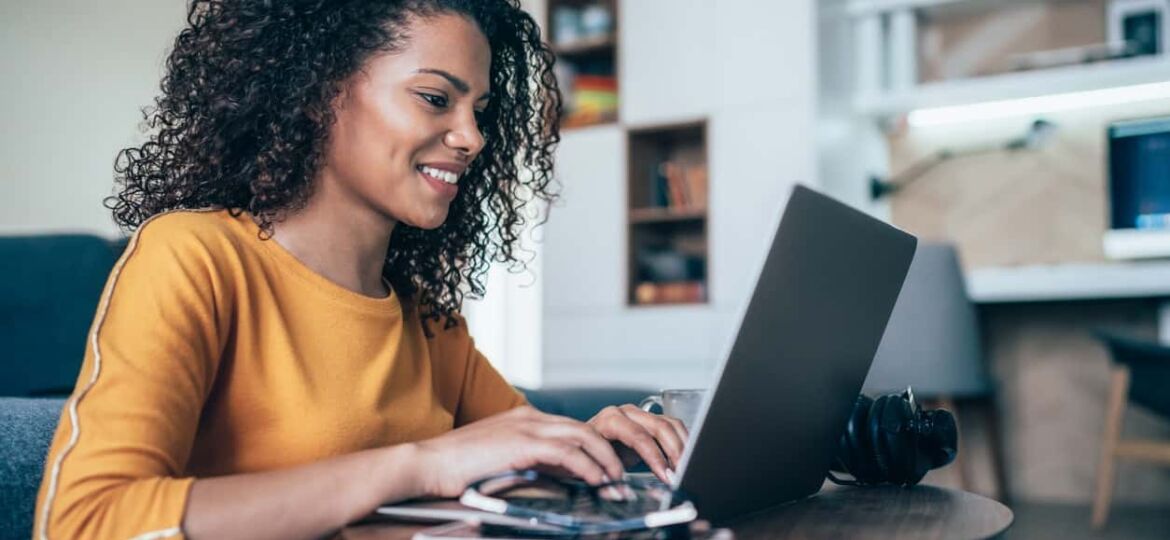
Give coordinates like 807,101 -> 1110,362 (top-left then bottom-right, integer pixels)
863,243 -> 1007,502
1091,331 -> 1170,528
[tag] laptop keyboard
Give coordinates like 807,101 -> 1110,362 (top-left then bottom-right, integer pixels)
507,484 -> 671,520
625,472 -> 671,491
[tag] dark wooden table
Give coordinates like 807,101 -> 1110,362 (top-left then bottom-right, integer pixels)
339,484 -> 1013,540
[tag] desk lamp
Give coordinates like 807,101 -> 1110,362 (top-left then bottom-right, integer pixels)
870,119 -> 1058,201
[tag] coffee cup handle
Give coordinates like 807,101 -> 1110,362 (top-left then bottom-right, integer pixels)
639,395 -> 663,413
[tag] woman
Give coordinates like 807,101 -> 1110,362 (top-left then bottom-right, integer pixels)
34,1 -> 687,539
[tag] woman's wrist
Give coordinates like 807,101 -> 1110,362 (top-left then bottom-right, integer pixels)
373,442 -> 432,504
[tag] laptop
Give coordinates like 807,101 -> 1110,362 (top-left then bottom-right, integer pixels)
378,184 -> 916,526
671,184 -> 916,522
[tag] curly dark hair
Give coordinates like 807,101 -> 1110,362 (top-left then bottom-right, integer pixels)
106,0 -> 561,329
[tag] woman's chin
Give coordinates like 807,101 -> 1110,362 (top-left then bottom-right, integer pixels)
402,210 -> 449,230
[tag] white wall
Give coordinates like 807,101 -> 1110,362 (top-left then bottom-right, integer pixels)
0,0 -> 187,236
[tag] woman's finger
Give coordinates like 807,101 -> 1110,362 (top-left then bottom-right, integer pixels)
529,440 -> 609,485
531,420 -> 625,481
591,409 -> 672,482
661,414 -> 690,446
618,405 -> 686,469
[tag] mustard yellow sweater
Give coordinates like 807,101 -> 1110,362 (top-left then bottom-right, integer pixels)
34,209 -> 525,539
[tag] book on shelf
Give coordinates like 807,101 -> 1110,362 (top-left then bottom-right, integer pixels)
634,280 -> 706,305
563,73 -> 617,126
650,160 -> 708,211
687,162 -> 707,208
574,74 -> 617,92
563,108 -> 617,128
664,162 -> 688,208
575,90 -> 618,111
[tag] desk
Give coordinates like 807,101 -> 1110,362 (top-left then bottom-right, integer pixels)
967,262 -> 1170,340
340,485 -> 1013,540
966,261 -> 1170,304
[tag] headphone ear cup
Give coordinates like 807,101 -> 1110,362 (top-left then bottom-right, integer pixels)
895,396 -> 920,485
907,447 -> 931,485
919,409 -> 959,469
867,396 -> 893,482
842,395 -> 878,483
872,394 -> 919,485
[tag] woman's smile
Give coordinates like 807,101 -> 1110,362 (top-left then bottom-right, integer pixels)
416,162 -> 465,200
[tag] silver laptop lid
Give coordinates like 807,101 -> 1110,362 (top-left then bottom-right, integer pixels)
675,184 -> 916,523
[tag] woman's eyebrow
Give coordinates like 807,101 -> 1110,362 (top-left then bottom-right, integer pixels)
414,68 -> 491,101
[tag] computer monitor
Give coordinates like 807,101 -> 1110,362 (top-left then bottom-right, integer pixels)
1103,115 -> 1170,259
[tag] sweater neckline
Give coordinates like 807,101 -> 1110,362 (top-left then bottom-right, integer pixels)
230,210 -> 403,317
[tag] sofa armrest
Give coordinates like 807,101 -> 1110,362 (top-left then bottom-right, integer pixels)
0,398 -> 65,539
518,387 -> 654,422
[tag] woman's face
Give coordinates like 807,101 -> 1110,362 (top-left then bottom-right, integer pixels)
320,12 -> 491,230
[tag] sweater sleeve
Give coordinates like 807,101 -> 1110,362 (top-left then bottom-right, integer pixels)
34,213 -> 230,540
443,316 -> 527,427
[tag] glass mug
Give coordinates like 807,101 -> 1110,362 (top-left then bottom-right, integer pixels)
639,389 -> 707,431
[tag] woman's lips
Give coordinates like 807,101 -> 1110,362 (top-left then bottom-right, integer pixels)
418,168 -> 458,200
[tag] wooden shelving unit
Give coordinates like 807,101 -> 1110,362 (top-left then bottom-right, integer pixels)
541,3 -> 713,308
847,0 -> 1170,121
626,120 -> 709,306
546,0 -> 619,129
855,55 -> 1170,119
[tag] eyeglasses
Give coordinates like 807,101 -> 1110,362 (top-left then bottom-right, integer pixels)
459,470 -> 697,535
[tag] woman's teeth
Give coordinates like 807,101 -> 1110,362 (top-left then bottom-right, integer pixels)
419,165 -> 459,185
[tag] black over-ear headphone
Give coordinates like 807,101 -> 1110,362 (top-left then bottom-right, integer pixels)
828,387 -> 958,487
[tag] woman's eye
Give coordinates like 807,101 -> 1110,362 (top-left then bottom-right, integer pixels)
420,93 -> 448,108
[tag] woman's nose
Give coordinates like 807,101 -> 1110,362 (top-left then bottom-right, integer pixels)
444,111 -> 485,158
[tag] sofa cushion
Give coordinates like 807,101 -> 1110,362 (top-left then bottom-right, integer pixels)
0,397 -> 65,540
0,235 -> 124,397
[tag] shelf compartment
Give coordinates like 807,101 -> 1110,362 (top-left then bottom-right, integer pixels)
626,120 -> 709,306
547,0 -> 619,130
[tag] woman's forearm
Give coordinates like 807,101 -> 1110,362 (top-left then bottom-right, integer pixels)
182,442 -> 424,540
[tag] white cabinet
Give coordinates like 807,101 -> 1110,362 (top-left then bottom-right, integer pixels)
707,104 -> 813,309
542,125 -> 626,313
712,0 -> 815,109
618,0 -> 716,125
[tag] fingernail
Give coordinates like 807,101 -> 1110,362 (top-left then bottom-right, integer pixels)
599,474 -> 625,500
666,468 -> 678,484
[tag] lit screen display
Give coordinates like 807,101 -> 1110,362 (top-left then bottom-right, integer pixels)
1109,117 -> 1170,230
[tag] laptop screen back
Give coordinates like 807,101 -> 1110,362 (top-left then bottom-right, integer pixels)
676,185 -> 916,523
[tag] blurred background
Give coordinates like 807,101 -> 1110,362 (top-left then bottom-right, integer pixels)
4,0 -> 1170,536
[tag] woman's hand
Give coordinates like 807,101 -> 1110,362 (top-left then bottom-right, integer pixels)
587,404 -> 689,483
412,406 -> 626,498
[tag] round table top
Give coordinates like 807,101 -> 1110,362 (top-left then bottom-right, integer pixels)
341,484 -> 1013,540
729,484 -> 1013,540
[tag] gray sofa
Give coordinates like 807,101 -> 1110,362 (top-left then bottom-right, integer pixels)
0,232 -> 651,540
